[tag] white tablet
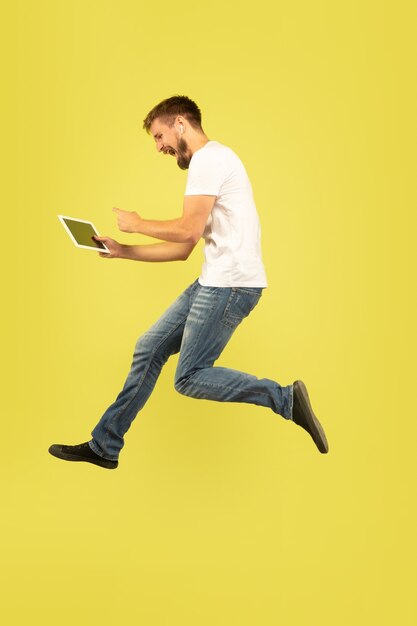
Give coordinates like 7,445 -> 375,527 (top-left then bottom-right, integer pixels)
58,215 -> 110,253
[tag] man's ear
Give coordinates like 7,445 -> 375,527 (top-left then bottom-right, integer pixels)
176,115 -> 186,129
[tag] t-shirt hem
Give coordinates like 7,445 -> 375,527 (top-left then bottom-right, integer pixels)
198,276 -> 268,288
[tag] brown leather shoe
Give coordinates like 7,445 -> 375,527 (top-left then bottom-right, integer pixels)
292,380 -> 329,453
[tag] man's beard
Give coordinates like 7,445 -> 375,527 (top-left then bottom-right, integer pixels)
176,137 -> 191,170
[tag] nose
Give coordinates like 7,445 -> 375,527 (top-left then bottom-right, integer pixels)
156,140 -> 163,153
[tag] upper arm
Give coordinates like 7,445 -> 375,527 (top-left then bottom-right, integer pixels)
182,195 -> 216,244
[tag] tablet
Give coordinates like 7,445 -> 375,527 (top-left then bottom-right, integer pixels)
58,215 -> 110,253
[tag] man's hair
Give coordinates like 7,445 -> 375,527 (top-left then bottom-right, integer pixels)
142,95 -> 203,133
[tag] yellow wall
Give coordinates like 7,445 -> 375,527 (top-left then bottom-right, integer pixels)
2,1 -> 416,624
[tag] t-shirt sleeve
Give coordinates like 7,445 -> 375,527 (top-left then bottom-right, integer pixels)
184,150 -> 226,196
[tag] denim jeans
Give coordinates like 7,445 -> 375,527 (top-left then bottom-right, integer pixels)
89,279 -> 294,461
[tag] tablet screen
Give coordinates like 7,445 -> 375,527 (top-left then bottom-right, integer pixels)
59,217 -> 108,251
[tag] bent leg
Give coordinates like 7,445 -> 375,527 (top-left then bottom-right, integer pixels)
174,285 -> 293,420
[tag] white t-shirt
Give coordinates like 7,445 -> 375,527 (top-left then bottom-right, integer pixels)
184,140 -> 268,287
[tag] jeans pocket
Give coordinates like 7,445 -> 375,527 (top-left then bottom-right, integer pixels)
221,288 -> 263,329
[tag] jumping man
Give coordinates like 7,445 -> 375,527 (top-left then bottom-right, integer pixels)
49,95 -> 329,469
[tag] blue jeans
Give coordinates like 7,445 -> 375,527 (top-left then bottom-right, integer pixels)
89,279 -> 294,461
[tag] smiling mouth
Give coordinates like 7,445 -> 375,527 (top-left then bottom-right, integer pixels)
163,147 -> 176,156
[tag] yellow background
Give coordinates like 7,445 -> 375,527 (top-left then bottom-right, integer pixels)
2,1 -> 416,624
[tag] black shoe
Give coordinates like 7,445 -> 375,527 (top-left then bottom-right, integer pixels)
48,441 -> 118,469
292,380 -> 329,454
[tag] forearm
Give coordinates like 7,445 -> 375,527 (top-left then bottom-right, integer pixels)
113,198 -> 215,244
120,241 -> 195,262
136,217 -> 198,244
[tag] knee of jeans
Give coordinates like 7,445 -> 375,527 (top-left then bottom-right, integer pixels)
174,369 -> 194,396
133,332 -> 156,360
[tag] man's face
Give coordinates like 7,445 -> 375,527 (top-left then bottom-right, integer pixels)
150,118 -> 192,170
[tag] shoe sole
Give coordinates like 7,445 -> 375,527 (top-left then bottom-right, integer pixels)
293,380 -> 329,454
48,445 -> 118,469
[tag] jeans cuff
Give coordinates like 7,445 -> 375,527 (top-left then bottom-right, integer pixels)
88,439 -> 118,462
288,383 -> 294,420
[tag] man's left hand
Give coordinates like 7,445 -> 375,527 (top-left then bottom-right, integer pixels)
113,207 -> 142,233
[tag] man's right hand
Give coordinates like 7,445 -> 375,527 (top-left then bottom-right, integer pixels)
93,236 -> 124,258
